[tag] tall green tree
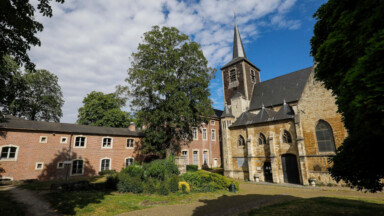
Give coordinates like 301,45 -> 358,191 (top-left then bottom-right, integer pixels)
311,0 -> 384,192
77,91 -> 133,128
125,26 -> 215,157
10,69 -> 64,122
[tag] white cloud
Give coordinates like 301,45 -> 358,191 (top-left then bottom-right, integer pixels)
28,0 -> 301,123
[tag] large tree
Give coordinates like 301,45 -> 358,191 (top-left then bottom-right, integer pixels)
125,26 -> 215,157
10,69 -> 64,122
77,91 -> 133,128
311,0 -> 384,192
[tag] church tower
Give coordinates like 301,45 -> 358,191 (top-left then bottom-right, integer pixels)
221,20 -> 261,117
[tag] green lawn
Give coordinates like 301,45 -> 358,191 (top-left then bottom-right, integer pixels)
18,176 -> 106,191
243,197 -> 384,216
0,190 -> 26,216
45,190 -> 227,216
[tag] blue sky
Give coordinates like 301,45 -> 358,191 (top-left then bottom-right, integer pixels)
29,0 -> 327,123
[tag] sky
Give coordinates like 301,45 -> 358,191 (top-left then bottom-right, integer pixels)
29,0 -> 327,123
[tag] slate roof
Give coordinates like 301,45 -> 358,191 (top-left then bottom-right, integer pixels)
212,109 -> 223,119
249,66 -> 313,110
221,105 -> 234,118
220,57 -> 260,71
0,115 -> 144,137
233,23 -> 246,59
230,103 -> 295,128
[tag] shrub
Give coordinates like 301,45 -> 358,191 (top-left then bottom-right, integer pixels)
181,170 -> 239,192
178,181 -> 190,193
143,178 -> 157,194
145,159 -> 179,181
105,174 -> 119,190
158,181 -> 169,195
167,175 -> 179,193
186,165 -> 198,172
98,169 -> 117,176
117,174 -> 143,194
120,165 -> 144,179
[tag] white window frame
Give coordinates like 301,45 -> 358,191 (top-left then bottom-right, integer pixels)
192,149 -> 199,167
35,162 -> 44,170
0,145 -> 19,161
211,129 -> 216,141
192,127 -> 198,140
202,128 -> 207,140
60,137 -> 68,144
100,158 -> 112,171
202,149 -> 209,166
73,136 -> 87,148
210,120 -> 215,125
70,159 -> 84,176
39,136 -> 48,143
126,139 -> 135,149
125,157 -> 134,167
101,137 -> 113,149
57,162 -> 64,169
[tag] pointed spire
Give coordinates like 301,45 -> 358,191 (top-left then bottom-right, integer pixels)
233,12 -> 246,59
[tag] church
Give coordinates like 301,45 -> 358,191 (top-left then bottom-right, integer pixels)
220,22 -> 348,185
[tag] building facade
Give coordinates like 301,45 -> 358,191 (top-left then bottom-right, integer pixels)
221,22 -> 348,185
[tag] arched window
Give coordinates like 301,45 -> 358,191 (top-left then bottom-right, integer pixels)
316,120 -> 336,152
238,135 -> 245,146
282,130 -> 292,143
258,133 -> 266,145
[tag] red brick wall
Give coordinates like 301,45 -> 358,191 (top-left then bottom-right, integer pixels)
0,130 -> 140,181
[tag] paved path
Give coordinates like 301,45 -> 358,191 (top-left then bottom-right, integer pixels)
5,186 -> 60,216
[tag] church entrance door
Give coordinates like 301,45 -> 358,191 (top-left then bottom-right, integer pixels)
263,162 -> 273,182
281,154 -> 300,184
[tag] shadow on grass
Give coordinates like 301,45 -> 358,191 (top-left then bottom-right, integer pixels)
45,190 -> 113,215
192,193 -> 384,216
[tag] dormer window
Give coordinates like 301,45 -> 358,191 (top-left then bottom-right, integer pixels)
250,69 -> 256,83
230,70 -> 237,82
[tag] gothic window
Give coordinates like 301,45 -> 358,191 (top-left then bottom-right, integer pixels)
250,69 -> 256,83
258,133 -> 267,145
316,120 -> 336,152
282,130 -> 292,143
229,69 -> 237,82
238,135 -> 245,146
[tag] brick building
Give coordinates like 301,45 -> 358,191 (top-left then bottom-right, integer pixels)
221,21 -> 348,185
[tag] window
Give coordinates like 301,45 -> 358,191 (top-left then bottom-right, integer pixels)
282,130 -> 292,143
230,69 -> 237,82
125,158 -> 134,167
316,120 -> 336,152
127,139 -> 134,148
60,137 -> 68,144
71,160 -> 84,175
74,136 -> 86,148
192,128 -> 198,140
238,135 -> 245,146
39,136 -> 47,143
102,137 -> 112,148
35,162 -> 44,170
202,128 -> 207,140
203,150 -> 208,165
258,133 -> 267,145
250,69 -> 256,83
210,120 -> 215,125
211,129 -> 216,141
193,150 -> 198,165
0,146 -> 18,160
182,150 -> 188,156
57,162 -> 64,169
100,158 -> 111,171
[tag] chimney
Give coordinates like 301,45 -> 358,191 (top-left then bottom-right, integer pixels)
128,122 -> 136,131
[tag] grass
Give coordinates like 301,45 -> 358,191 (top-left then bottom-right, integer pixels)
243,197 -> 384,216
45,190 -> 227,216
0,190 -> 26,216
18,176 -> 106,191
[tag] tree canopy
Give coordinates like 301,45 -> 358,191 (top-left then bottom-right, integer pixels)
125,26 -> 215,157
311,0 -> 384,192
77,91 -> 133,128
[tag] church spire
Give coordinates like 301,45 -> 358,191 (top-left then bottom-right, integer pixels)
233,12 -> 246,59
